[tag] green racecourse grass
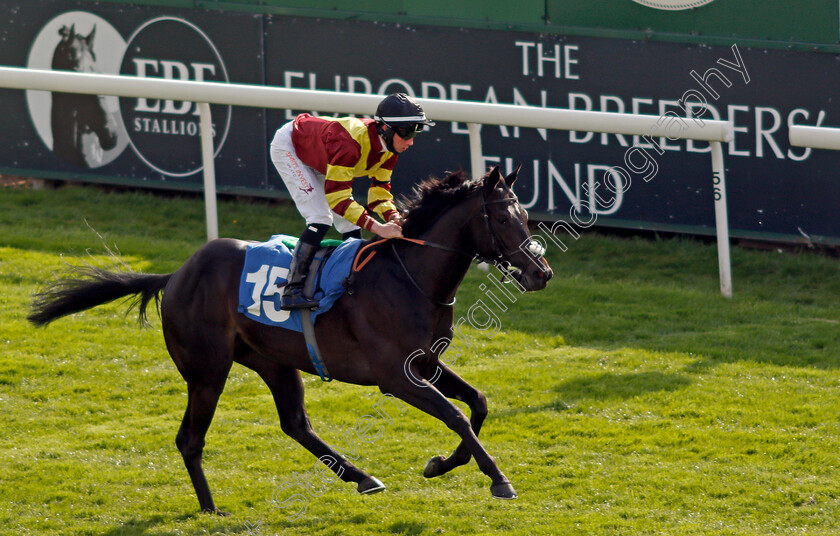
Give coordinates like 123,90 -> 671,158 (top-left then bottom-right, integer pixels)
2,183 -> 840,536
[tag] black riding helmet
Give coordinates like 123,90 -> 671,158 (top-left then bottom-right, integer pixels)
374,93 -> 435,152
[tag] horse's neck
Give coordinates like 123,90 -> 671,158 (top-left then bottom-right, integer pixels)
398,196 -> 480,303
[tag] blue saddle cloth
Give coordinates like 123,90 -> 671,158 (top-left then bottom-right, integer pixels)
237,235 -> 363,332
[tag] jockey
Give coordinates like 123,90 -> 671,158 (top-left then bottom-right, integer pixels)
270,92 -> 435,310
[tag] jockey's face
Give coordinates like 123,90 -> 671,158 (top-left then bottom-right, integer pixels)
391,129 -> 415,154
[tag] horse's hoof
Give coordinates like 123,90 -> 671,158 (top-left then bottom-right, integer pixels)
201,507 -> 230,516
423,455 -> 446,478
490,481 -> 518,500
357,476 -> 386,494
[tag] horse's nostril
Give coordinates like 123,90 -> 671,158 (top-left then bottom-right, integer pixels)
534,268 -> 552,281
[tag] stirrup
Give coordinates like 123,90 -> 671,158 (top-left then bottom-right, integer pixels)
280,287 -> 319,310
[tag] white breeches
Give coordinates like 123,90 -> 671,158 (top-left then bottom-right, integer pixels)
269,121 -> 360,234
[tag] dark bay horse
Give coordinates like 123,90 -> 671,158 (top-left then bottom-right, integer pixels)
28,166 -> 553,514
51,24 -> 118,168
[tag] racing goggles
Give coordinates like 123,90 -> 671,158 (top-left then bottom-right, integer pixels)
393,123 -> 424,140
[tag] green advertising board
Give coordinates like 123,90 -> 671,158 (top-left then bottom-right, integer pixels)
90,0 -> 840,50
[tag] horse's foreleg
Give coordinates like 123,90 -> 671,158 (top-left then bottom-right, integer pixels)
176,377 -> 230,515
420,365 -> 488,479
253,363 -> 384,495
381,375 -> 516,499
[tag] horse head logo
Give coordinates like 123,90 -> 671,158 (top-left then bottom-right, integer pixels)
53,24 -> 97,72
50,23 -> 119,168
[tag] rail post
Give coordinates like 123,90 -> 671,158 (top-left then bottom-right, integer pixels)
710,141 -> 732,298
198,102 -> 219,241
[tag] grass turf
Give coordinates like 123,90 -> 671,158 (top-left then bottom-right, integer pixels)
1,183 -> 839,535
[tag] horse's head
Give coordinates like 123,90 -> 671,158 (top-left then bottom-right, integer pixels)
472,166 -> 553,292
50,24 -> 119,162
53,24 -> 97,73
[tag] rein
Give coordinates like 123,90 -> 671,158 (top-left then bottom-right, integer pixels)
349,190 -> 525,307
350,236 -> 467,307
352,236 -> 473,272
390,242 -> 457,307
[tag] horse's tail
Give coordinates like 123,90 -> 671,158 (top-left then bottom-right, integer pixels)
28,266 -> 172,327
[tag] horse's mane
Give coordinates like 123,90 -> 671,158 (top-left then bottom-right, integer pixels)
398,170 -> 483,237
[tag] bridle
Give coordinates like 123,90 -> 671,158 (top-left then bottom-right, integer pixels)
351,188 -> 532,307
478,192 -> 526,267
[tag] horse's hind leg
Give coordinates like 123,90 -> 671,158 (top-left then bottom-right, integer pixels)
167,319 -> 233,513
243,358 -> 384,495
175,371 -> 231,515
420,366 -> 488,479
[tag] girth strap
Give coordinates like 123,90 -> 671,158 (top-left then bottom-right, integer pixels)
301,246 -> 335,382
300,308 -> 331,382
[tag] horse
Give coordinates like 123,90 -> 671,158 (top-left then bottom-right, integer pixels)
50,24 -> 118,168
28,166 -> 553,514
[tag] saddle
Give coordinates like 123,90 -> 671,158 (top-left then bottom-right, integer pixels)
285,235 -> 344,299
238,235 -> 365,382
237,235 -> 362,331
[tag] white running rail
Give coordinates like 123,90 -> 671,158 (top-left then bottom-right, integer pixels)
0,66 -> 736,296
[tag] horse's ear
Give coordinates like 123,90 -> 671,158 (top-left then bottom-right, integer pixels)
504,163 -> 522,187
86,25 -> 97,44
485,166 -> 502,191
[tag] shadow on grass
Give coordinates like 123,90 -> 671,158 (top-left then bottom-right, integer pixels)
100,516 -> 164,536
388,520 -> 428,535
552,371 -> 692,403
100,514 -> 256,536
496,371 -> 692,418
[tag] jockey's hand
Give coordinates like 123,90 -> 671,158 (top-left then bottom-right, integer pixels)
388,213 -> 405,227
372,221 -> 403,239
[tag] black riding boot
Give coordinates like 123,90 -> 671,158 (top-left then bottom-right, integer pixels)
280,241 -> 321,311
